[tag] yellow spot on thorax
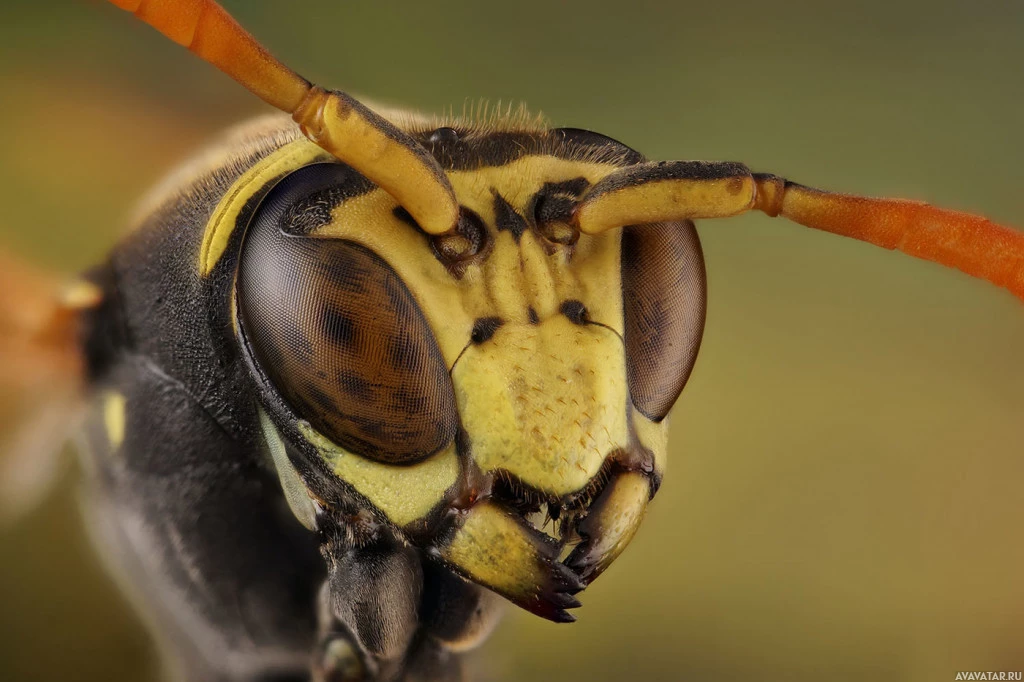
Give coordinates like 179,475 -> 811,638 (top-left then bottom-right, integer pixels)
103,392 -> 126,449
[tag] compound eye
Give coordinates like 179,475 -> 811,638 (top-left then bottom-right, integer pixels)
621,221 -> 707,421
551,128 -> 645,166
237,163 -> 458,463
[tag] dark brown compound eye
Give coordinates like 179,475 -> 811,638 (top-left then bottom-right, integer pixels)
621,221 -> 707,421
237,163 -> 458,463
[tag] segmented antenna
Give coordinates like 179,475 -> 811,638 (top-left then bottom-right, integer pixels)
573,161 -> 1024,301
106,0 -> 459,236
753,174 -> 1024,300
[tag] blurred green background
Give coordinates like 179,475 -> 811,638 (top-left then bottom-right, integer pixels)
2,0 -> 1023,680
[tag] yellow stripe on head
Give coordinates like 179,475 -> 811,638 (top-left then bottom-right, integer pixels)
300,422 -> 458,529
200,139 -> 330,275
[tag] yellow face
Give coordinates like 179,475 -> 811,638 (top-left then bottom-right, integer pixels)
221,117 -> 706,620
313,155 -> 637,497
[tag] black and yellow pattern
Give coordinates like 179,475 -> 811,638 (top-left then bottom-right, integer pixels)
74,107 -> 707,679
39,2 -> 1020,681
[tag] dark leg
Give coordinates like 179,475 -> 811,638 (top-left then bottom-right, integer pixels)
314,524 -> 422,682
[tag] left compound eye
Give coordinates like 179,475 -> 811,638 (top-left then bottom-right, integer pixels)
236,163 -> 459,463
621,220 -> 707,421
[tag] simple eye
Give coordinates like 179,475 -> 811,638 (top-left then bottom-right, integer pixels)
237,163 -> 458,463
621,220 -> 707,421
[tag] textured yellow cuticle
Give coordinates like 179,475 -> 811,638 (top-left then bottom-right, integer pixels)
441,501 -> 545,600
582,471 -> 650,574
632,411 -> 670,477
300,422 -> 459,529
453,317 -> 629,497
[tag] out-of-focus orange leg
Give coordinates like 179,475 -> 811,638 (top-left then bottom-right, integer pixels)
104,0 -> 460,235
753,174 -> 1024,301
0,251 -> 97,390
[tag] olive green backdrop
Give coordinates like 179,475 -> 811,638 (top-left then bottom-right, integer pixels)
1,1 -> 1023,680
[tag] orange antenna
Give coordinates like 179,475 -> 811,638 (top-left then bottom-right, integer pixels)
751,174 -> 1024,300
106,0 -> 459,236
573,161 -> 1024,301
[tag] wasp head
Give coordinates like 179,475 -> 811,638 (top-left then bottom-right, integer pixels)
233,113 -> 705,621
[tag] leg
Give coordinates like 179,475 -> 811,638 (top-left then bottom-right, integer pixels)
313,523 -> 422,682
419,562 -> 505,654
312,531 -> 507,682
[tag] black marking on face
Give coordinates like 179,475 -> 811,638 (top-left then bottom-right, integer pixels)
418,131 -> 544,170
621,221 -> 707,421
559,300 -> 590,325
456,208 -> 487,248
534,195 -> 574,225
539,177 -> 591,197
527,307 -> 540,325
470,317 -> 503,344
492,191 -> 529,241
411,127 -> 645,171
277,163 -> 377,236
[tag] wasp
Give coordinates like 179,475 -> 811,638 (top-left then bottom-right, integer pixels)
0,1 -> 1021,681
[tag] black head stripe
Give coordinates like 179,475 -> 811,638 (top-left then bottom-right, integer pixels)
492,191 -> 529,241
410,127 -> 644,171
419,130 -> 548,171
